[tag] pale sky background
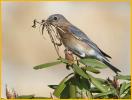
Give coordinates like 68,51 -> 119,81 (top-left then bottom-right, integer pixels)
1,1 -> 130,98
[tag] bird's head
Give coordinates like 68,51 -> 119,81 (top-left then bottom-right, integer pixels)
46,14 -> 69,27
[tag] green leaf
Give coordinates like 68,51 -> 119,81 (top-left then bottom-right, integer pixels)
120,82 -> 126,95
82,66 -> 100,74
72,74 -> 92,98
72,64 -> 90,80
53,79 -> 67,98
69,77 -> 77,98
121,89 -> 131,99
16,95 -> 34,99
72,64 -> 108,93
53,73 -> 73,98
33,61 -> 62,70
124,88 -> 131,95
79,76 -> 91,90
94,90 -> 115,98
60,84 -> 70,98
89,75 -> 109,93
116,74 -> 130,81
90,87 -> 101,93
79,58 -> 107,69
75,75 -> 92,98
124,82 -> 131,92
48,85 -> 58,89
120,82 -> 130,97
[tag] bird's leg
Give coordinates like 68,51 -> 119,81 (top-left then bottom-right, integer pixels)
64,49 -> 74,70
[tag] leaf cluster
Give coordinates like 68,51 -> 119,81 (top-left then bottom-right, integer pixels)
34,57 -> 131,99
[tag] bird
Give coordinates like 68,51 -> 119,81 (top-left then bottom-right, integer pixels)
46,14 -> 121,73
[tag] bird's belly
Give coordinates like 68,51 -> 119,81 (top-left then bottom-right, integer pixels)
62,36 -> 95,57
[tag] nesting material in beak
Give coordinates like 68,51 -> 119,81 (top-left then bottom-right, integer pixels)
32,19 -> 62,57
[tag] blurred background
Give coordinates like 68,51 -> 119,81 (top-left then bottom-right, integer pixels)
1,1 -> 130,98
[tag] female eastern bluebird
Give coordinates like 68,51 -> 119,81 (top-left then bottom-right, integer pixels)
46,14 -> 121,73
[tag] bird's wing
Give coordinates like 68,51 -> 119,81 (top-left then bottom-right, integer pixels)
68,25 -> 111,59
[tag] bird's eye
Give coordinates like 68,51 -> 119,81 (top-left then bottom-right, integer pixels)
53,16 -> 58,20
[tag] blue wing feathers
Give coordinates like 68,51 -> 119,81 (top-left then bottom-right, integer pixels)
68,25 -> 111,59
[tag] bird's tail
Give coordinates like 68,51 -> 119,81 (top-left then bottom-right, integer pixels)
102,60 -> 121,74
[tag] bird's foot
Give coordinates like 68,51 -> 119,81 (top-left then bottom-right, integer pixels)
64,49 -> 74,69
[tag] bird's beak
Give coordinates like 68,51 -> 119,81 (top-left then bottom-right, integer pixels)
46,18 -> 52,24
